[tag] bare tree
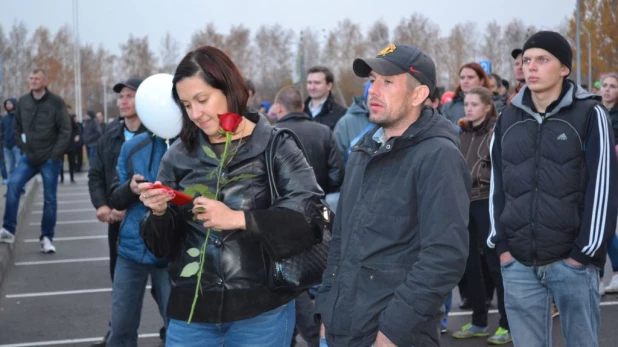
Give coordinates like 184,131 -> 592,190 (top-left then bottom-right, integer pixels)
253,24 -> 294,103
299,27 -> 323,77
393,13 -> 440,57
501,19 -> 536,83
189,23 -> 224,51
365,20 -> 390,56
118,34 -> 157,78
2,22 -> 33,98
480,21 -> 509,80
51,25 -> 76,105
224,25 -> 253,78
159,32 -> 180,74
443,23 -> 479,89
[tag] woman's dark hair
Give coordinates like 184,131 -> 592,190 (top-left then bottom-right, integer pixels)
172,46 -> 249,151
454,62 -> 491,97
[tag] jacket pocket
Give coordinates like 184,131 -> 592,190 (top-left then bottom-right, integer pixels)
352,265 -> 408,335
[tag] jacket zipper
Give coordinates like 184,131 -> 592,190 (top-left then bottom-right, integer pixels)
531,118 -> 543,265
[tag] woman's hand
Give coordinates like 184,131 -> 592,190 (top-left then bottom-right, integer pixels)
192,197 -> 246,230
139,181 -> 175,215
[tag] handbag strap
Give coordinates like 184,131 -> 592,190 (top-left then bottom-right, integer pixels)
265,128 -> 309,203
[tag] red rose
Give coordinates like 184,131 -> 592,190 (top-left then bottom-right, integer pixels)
218,113 -> 243,133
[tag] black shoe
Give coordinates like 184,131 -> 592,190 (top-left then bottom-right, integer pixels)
70,180 -> 76,184
159,326 -> 166,340
459,298 -> 471,309
90,330 -> 110,347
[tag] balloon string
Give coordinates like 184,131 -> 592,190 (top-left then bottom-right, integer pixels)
165,139 -> 169,149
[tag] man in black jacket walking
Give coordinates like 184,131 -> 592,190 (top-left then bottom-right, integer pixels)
303,66 -> 347,130
315,44 -> 471,347
488,31 -> 618,347
272,85 -> 344,347
0,69 -> 71,253
87,77 -> 147,346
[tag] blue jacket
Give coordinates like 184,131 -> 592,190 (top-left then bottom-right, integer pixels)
2,98 -> 17,149
109,132 -> 173,265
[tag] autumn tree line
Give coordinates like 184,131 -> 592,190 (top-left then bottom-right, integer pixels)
0,2 -> 615,119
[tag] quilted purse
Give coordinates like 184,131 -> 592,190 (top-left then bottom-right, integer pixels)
264,127 -> 333,290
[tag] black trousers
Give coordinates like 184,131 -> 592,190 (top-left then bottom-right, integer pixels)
292,291 -> 319,347
60,152 -> 77,182
464,199 -> 509,329
108,222 -> 120,282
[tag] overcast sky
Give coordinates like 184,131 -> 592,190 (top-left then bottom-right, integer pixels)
2,0 -> 575,56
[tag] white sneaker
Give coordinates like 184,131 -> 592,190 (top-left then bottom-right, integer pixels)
600,280 -> 606,296
605,274 -> 618,293
40,236 -> 56,253
0,228 -> 15,244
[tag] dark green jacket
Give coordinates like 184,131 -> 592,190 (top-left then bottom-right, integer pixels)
15,88 -> 71,166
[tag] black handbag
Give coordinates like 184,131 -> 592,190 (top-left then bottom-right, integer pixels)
264,127 -> 334,290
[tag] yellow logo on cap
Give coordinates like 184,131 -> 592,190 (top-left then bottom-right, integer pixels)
377,44 -> 396,56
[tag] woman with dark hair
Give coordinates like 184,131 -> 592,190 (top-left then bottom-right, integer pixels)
137,46 -> 323,346
452,87 -> 511,344
442,62 -> 493,125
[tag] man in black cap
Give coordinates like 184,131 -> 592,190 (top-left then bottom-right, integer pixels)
487,30 -> 617,346
88,77 -> 148,346
315,44 -> 471,347
507,48 -> 526,104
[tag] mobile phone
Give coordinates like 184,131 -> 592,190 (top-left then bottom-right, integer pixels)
149,183 -> 193,206
135,179 -> 149,184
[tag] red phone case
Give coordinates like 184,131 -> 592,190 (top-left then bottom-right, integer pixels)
150,183 -> 193,206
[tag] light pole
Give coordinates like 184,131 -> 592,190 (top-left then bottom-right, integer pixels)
575,0 -> 582,85
581,25 -> 592,90
73,0 -> 83,122
102,76 -> 108,124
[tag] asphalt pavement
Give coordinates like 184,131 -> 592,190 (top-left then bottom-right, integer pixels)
0,171 -> 617,346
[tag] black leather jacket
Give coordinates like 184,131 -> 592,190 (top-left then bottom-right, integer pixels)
140,113 -> 324,323
276,112 -> 344,193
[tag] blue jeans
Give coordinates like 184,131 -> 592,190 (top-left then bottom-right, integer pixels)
501,258 -> 600,347
3,156 -> 61,238
166,301 -> 295,347
86,144 -> 97,164
108,255 -> 170,347
3,147 -> 22,177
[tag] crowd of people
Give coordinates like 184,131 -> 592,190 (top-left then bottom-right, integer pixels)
0,28 -> 617,347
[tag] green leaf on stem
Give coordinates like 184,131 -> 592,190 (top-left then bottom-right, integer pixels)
184,184 -> 216,200
180,262 -> 200,277
186,248 -> 200,257
202,145 -> 219,161
220,173 -> 257,187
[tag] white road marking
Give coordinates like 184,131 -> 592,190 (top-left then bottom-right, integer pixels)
30,219 -> 99,226
56,192 -> 90,197
0,333 -> 159,347
23,235 -> 106,243
6,286 -> 152,299
32,208 -> 93,214
35,199 -> 91,206
15,257 -> 109,266
447,300 -> 618,316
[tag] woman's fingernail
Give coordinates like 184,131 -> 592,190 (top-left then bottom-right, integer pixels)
148,183 -> 154,188
161,189 -> 168,194
168,191 -> 175,196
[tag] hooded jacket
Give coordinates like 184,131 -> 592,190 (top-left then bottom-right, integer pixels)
88,120 -> 148,210
315,106 -> 471,347
108,132 -> 172,266
303,92 -> 347,130
2,98 -> 17,149
606,103 -> 618,145
459,117 -> 496,201
276,111 -> 344,193
139,113 -> 324,323
15,88 -> 71,166
488,80 -> 618,268
333,96 -> 372,163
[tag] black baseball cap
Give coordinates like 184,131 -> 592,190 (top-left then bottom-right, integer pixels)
113,78 -> 143,93
353,44 -> 436,93
511,48 -> 523,59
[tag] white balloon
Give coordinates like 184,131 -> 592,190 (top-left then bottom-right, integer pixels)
135,73 -> 182,139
